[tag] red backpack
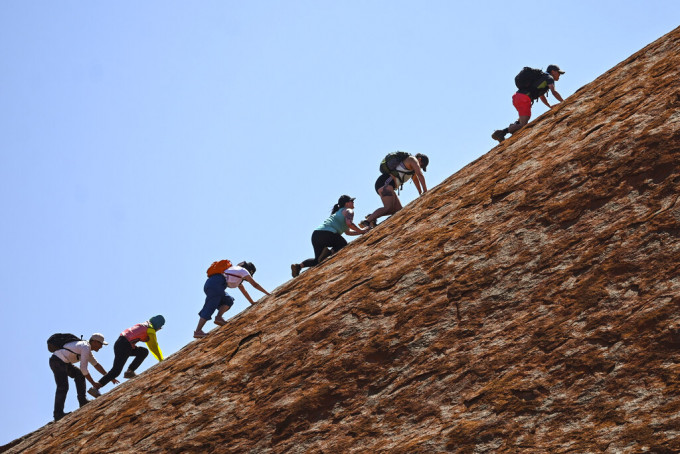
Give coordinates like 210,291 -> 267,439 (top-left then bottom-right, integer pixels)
206,259 -> 232,277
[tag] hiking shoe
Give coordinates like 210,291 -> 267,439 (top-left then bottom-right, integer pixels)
194,330 -> 207,339
54,412 -> 70,421
291,263 -> 301,278
318,247 -> 332,263
214,317 -> 227,326
87,387 -> 101,398
123,370 -> 136,379
492,130 -> 506,142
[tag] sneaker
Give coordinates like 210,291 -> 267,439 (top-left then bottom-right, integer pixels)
123,370 -> 136,379
87,387 -> 101,398
491,130 -> 506,142
194,330 -> 207,339
318,247 -> 332,263
79,399 -> 90,408
214,317 -> 227,326
291,263 -> 301,278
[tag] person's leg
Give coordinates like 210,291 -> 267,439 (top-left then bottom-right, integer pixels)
508,93 -> 532,134
300,230 -> 329,268
126,346 -> 149,372
215,294 -> 235,324
49,356 -> 70,419
66,364 -> 89,407
329,233 -> 348,254
366,184 -> 401,223
508,115 -> 530,134
197,275 -> 227,334
493,93 -> 532,141
99,336 -> 132,386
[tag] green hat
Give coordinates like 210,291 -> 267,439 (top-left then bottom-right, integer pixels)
149,315 -> 165,330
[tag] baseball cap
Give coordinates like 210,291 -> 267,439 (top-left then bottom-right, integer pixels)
546,65 -> 565,74
338,195 -> 356,206
90,333 -> 108,345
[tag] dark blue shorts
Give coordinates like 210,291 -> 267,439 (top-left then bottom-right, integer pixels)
199,274 -> 235,320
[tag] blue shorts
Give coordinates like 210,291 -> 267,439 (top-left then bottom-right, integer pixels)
199,274 -> 235,320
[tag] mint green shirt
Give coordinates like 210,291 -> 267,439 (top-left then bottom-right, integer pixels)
317,208 -> 351,235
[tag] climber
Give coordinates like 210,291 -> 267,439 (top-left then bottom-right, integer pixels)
194,261 -> 270,338
291,194 -> 368,277
360,152 -> 428,229
492,65 -> 565,142
89,315 -> 165,397
49,333 -> 115,421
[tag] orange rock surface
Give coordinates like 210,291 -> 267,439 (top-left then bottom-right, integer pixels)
4,26 -> 680,454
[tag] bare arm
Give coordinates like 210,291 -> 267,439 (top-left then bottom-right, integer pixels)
346,223 -> 367,235
540,94 -> 551,108
550,85 -> 564,102
238,283 -> 256,304
405,156 -> 427,195
344,208 -> 368,235
243,276 -> 270,295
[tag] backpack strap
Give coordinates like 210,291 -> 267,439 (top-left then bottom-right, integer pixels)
59,347 -> 81,361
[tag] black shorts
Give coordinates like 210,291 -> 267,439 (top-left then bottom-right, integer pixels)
374,174 -> 396,194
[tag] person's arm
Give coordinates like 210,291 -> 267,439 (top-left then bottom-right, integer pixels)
145,329 -> 163,361
242,276 -> 270,296
238,283 -> 256,304
540,94 -> 551,108
550,84 -> 564,103
344,208 -> 368,235
405,156 -> 427,195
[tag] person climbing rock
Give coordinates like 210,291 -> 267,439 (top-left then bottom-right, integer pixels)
49,333 -> 114,421
291,194 -> 368,277
194,261 -> 270,338
492,65 -> 565,142
89,315 -> 165,397
360,152 -> 428,229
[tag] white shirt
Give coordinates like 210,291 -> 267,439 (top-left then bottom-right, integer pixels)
223,266 -> 250,289
53,340 -> 99,376
394,162 -> 413,186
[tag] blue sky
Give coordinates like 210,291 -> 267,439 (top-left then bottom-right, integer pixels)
1,1 -> 678,444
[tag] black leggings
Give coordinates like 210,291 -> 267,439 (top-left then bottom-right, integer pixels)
302,230 -> 347,267
99,336 -> 149,386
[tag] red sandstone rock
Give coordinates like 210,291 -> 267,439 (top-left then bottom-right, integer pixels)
3,26 -> 680,454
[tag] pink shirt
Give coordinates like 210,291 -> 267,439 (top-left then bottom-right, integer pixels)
121,322 -> 150,345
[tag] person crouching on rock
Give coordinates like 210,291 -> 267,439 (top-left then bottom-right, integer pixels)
194,261 -> 270,339
360,153 -> 428,229
89,315 -> 165,397
291,195 -> 368,277
50,333 -> 114,420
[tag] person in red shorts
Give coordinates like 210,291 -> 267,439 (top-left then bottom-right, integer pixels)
492,65 -> 565,142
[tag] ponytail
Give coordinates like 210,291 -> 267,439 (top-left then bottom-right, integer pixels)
331,203 -> 341,214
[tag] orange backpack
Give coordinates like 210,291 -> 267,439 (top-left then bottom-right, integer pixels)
206,259 -> 232,277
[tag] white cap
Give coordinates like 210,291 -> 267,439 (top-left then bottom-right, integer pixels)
90,333 -> 108,345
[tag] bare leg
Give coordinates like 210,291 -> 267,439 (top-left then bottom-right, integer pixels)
508,115 -> 530,134
366,185 -> 402,223
195,317 -> 208,334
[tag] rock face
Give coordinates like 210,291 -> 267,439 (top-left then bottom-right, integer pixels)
5,27 -> 680,454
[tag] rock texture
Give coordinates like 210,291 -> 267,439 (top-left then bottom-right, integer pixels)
5,27 -> 680,454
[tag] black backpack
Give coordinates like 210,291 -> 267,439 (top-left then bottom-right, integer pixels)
515,67 -> 545,91
47,333 -> 80,353
379,151 -> 412,177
